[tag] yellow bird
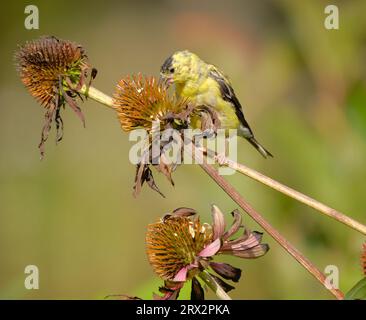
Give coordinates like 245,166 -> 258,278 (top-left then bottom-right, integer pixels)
160,50 -> 272,158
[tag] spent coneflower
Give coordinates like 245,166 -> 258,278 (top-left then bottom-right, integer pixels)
15,36 -> 96,157
145,206 -> 269,300
113,74 -> 189,133
113,74 -> 194,197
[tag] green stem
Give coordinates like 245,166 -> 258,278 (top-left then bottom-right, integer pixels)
198,270 -> 232,300
78,85 -> 115,109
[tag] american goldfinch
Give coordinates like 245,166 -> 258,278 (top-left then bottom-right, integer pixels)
160,50 -> 272,158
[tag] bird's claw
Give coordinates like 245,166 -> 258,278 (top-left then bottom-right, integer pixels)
214,152 -> 227,166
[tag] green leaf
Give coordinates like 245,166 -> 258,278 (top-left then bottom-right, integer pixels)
345,278 -> 366,300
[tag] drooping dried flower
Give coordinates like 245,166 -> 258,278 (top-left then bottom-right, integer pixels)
15,36 -> 96,157
113,74 -> 189,133
113,74 -> 194,197
145,206 -> 269,300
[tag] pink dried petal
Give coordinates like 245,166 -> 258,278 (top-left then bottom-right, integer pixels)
198,238 -> 221,257
231,244 -> 270,259
173,266 -> 189,282
223,209 -> 242,240
221,231 -> 263,251
211,204 -> 226,240
231,232 -> 263,250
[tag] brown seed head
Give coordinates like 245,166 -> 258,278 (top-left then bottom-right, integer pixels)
15,36 -> 94,157
15,36 -> 90,109
113,74 -> 186,132
146,216 -> 212,280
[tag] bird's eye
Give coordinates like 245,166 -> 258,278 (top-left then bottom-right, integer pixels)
169,67 -> 175,73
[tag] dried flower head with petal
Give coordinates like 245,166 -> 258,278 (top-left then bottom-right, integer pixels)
146,210 -> 213,280
15,36 -> 96,157
114,74 -> 194,197
113,74 -> 189,133
145,206 -> 269,300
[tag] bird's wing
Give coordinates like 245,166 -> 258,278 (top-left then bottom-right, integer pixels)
208,66 -> 253,136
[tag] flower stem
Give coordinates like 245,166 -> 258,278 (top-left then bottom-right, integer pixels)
78,84 -> 115,109
188,143 -> 344,300
204,148 -> 366,236
198,270 -> 232,300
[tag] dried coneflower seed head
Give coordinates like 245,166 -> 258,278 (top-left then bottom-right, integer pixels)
15,36 -> 95,157
146,216 -> 212,280
15,36 -> 90,109
113,74 -> 187,133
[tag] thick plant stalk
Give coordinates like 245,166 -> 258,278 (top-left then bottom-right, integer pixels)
78,85 -> 115,109
204,148 -> 366,236
199,270 -> 232,300
188,143 -> 344,300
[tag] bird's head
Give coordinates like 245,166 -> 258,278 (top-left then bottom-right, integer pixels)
160,50 -> 202,87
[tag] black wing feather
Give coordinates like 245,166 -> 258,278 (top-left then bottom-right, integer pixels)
208,67 -> 273,158
208,68 -> 253,136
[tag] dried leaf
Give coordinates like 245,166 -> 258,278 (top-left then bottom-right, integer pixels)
172,207 -> 197,217
154,153 -> 174,186
209,262 -> 242,282
133,163 -> 165,198
209,273 -> 235,292
133,162 -> 145,197
38,104 -> 56,159
55,102 -> 64,143
191,277 -> 205,300
61,78 -> 85,127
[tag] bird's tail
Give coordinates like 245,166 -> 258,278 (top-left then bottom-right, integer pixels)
246,137 -> 273,158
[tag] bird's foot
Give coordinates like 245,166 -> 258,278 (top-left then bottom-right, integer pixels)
193,129 -> 216,141
214,152 -> 227,166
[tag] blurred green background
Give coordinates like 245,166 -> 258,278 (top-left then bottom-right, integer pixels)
0,0 -> 365,299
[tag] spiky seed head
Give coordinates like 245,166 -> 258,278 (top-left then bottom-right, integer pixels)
113,74 -> 186,133
146,216 -> 212,280
14,36 -> 95,157
15,36 -> 90,109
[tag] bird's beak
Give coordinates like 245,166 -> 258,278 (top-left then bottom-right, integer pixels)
160,73 -> 173,88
